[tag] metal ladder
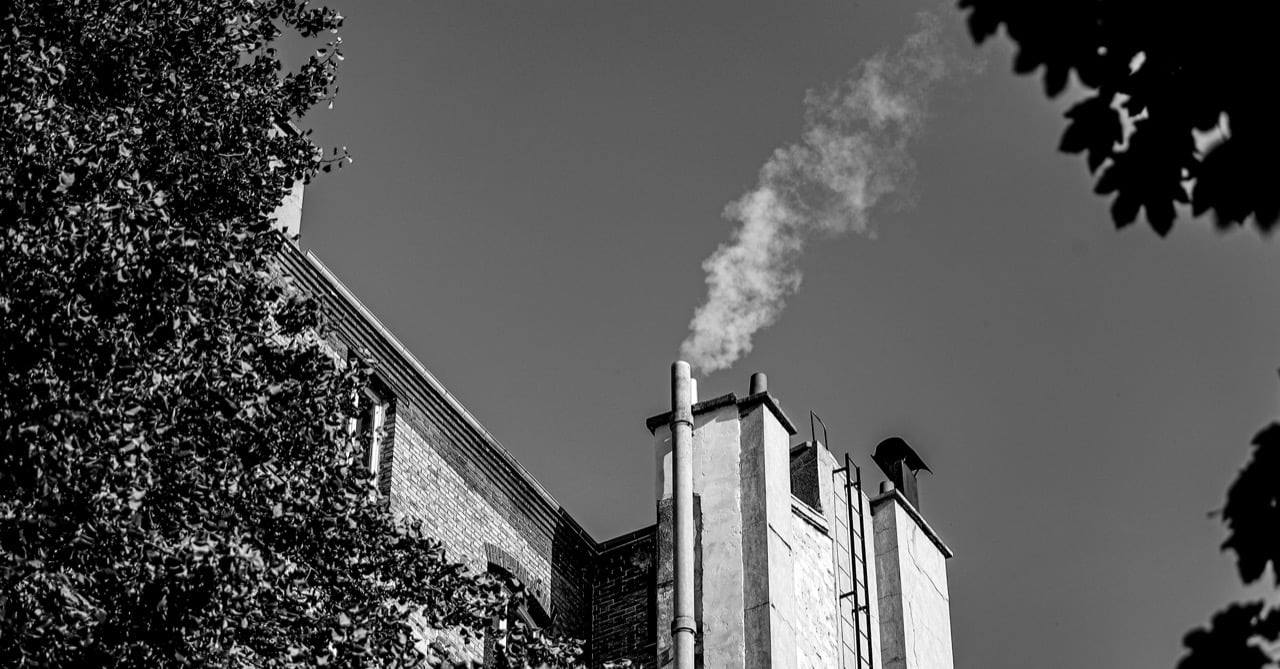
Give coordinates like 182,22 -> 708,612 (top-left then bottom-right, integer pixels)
817,411 -> 873,669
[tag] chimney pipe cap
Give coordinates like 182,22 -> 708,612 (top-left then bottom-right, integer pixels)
749,372 -> 768,395
872,436 -> 932,475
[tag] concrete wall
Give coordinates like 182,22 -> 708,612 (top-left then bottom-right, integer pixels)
792,443 -> 882,669
653,498 -> 705,668
872,493 -> 954,669
740,402 -> 797,669
653,401 -> 745,668
791,501 -> 839,668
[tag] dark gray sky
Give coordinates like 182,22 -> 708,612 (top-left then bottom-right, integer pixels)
287,2 -> 1280,667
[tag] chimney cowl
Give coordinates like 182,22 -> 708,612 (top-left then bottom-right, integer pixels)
873,436 -> 931,511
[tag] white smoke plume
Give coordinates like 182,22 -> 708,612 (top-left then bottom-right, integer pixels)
680,12 -> 959,373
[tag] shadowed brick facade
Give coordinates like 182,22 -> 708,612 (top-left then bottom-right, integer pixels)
277,240 -> 653,665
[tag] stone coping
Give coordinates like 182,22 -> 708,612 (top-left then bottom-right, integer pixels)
870,488 -> 955,559
791,495 -> 829,533
645,391 -> 798,435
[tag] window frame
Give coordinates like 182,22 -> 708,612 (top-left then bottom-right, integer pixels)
347,380 -> 392,488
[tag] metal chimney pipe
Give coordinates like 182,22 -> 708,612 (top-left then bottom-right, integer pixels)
749,371 -> 768,395
670,361 -> 696,669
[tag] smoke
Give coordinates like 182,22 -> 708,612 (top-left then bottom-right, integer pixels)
680,12 -> 964,373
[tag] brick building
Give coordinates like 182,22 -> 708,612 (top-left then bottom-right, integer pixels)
272,194 -> 955,668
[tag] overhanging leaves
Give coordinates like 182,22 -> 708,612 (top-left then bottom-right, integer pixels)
0,1 -> 579,666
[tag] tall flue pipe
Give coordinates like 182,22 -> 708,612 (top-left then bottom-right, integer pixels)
670,361 -> 696,669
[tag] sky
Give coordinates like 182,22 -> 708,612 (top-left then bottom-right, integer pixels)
285,2 -> 1280,667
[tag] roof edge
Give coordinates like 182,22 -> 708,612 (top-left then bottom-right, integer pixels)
645,390 -> 798,435
738,391 -> 799,435
870,488 -> 955,559
300,249 -> 587,532
597,523 -> 658,552
645,392 -> 739,433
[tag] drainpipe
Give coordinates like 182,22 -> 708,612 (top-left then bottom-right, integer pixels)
670,361 -> 696,669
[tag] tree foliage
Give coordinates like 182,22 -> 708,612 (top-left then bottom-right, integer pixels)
0,1 -> 578,666
958,0 -> 1279,235
1173,423 -> 1280,669
956,2 -> 1280,665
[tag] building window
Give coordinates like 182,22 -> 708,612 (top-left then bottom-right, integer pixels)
482,554 -> 550,668
483,596 -> 538,668
348,385 -> 390,485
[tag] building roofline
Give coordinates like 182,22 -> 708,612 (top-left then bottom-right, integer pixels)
597,523 -> 658,552
296,247 -> 604,548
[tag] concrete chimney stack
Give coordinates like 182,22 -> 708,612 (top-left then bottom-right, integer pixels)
647,369 -> 955,669
870,437 -> 955,669
649,369 -> 799,668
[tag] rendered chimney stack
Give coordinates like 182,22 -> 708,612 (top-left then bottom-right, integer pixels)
870,436 -> 955,669
648,368 -> 954,668
648,367 -> 797,667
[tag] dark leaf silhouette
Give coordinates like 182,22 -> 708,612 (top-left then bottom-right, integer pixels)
1060,94 -> 1120,174
1177,603 -> 1280,669
959,0 -> 1280,234
1222,423 -> 1280,586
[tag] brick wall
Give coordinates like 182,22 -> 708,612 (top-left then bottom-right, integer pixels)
592,527 -> 657,668
275,243 -> 599,660
276,241 -> 715,666
389,408 -> 557,661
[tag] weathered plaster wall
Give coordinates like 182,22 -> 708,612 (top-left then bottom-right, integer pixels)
873,496 -> 953,669
654,401 -> 744,669
654,498 -> 704,669
791,501 -> 839,669
740,404 -> 797,669
816,446 -> 881,669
